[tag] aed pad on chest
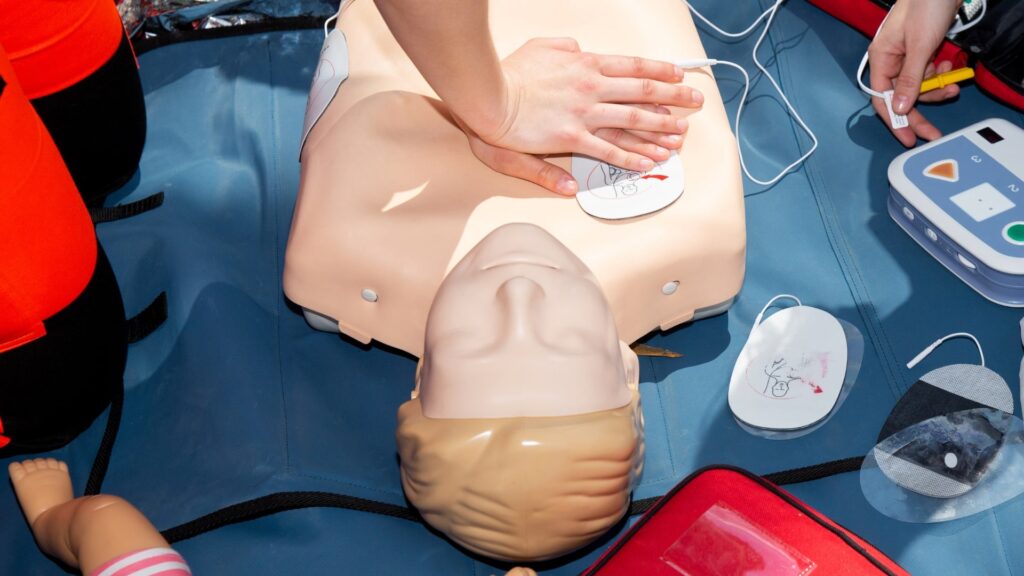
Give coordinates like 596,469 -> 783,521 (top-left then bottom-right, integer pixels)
888,118 -> 1024,306
572,151 -> 684,220
728,297 -> 857,435
300,26 -> 349,154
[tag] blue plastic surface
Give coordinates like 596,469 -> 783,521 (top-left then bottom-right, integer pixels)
3,0 -> 1024,574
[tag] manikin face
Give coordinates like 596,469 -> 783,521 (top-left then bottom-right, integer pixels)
418,223 -> 633,419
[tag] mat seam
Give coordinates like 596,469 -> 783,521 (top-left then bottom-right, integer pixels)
765,2 -> 906,401
992,509 -> 1016,576
647,355 -> 677,484
263,37 -> 292,475
288,470 -> 405,500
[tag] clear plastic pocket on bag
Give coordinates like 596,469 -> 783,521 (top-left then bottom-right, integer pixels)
660,502 -> 816,576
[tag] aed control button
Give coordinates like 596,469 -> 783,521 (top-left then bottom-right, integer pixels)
924,159 -> 959,182
957,253 -> 977,270
1003,222 -> 1024,245
925,228 -> 938,242
902,206 -> 915,221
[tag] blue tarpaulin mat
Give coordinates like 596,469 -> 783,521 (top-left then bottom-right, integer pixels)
4,0 -> 1024,573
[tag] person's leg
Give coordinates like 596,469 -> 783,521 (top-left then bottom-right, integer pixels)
9,458 -> 174,575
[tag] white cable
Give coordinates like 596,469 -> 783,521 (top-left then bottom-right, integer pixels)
682,1 -> 818,187
856,10 -> 893,99
324,0 -> 355,38
323,12 -> 338,38
854,10 -> 911,129
686,1 -> 778,38
751,294 -> 802,336
906,332 -> 986,369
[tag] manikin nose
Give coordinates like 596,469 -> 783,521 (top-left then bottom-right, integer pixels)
496,276 -> 544,341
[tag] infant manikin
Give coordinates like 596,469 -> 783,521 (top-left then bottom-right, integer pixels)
9,458 -> 191,575
396,224 -> 644,562
285,0 -> 745,356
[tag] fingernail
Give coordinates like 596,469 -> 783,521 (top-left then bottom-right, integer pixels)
665,134 -> 682,145
894,95 -> 910,114
557,177 -> 578,195
674,66 -> 685,79
655,146 -> 669,156
676,118 -> 689,132
691,89 -> 704,105
658,106 -> 671,114
639,158 -> 655,171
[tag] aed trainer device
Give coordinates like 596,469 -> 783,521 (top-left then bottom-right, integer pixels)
889,118 -> 1024,307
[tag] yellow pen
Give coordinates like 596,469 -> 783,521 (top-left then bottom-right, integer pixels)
920,67 -> 974,94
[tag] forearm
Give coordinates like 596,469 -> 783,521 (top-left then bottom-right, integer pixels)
374,0 -> 506,135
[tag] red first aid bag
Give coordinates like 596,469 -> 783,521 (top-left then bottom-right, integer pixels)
584,466 -> 909,576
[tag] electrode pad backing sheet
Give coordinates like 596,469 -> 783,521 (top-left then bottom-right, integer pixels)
1,2 -> 1023,574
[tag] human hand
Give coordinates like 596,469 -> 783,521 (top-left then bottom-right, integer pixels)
456,104 -> 678,196
868,0 -> 961,147
460,37 -> 704,195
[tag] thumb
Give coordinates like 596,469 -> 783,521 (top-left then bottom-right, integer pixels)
470,140 -> 577,196
891,52 -> 930,115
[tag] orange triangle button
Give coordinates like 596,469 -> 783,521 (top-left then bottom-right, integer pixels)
924,159 -> 959,182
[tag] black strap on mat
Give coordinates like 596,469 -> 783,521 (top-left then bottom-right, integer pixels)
764,455 -> 866,485
126,292 -> 168,344
132,17 -> 326,55
84,382 -> 123,496
159,455 -> 865,545
162,491 -> 422,544
625,455 -> 867,521
90,191 -> 165,224
83,292 -> 168,495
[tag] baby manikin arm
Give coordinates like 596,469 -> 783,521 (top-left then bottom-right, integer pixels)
285,0 -> 745,357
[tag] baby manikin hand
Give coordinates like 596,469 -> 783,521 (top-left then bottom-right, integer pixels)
462,37 -> 703,195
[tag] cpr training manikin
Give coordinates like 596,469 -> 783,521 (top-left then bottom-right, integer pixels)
284,0 -> 745,356
284,0 -> 745,564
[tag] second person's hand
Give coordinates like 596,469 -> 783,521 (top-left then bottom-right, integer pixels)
867,0 -> 961,147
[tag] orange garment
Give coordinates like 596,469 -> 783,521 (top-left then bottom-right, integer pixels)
0,0 -> 124,99
0,44 -> 96,352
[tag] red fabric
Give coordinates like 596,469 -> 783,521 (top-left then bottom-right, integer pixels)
809,0 -> 1024,111
0,417 -> 9,449
807,0 -> 888,37
976,63 -> 1024,111
934,42 -> 969,69
0,45 -> 96,352
0,0 -> 123,98
808,0 -> 968,69
586,468 -> 909,576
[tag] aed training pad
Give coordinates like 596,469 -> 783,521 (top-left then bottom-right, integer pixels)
728,306 -> 851,433
572,151 -> 684,220
863,408 -> 1024,522
864,360 -> 1015,504
878,363 -> 1014,442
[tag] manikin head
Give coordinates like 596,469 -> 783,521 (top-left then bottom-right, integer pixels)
396,223 -> 644,562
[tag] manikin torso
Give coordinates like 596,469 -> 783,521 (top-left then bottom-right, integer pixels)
284,0 -> 746,357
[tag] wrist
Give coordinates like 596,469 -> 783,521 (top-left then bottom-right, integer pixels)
454,71 -> 516,143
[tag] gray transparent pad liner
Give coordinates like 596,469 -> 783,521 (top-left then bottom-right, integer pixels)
861,408 -> 1024,523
